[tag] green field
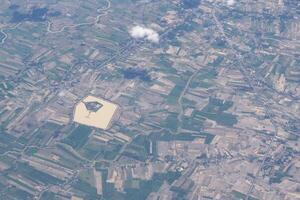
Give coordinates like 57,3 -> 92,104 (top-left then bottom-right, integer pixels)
194,98 -> 238,127
16,162 -> 63,185
63,125 -> 92,149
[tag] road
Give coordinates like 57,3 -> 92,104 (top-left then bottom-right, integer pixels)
0,23 -> 21,44
212,10 -> 282,200
32,2 -> 202,198
0,0 -> 111,44
47,0 -> 111,33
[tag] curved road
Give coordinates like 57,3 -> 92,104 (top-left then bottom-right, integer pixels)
47,0 -> 111,33
0,0 -> 111,44
0,23 -> 21,44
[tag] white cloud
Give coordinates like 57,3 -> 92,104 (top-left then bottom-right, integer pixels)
129,25 -> 159,43
227,0 -> 235,6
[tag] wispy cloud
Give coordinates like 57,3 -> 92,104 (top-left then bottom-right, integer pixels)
227,0 -> 235,6
129,25 -> 159,43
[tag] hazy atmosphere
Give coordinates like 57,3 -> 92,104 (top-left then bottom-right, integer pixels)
0,0 -> 299,200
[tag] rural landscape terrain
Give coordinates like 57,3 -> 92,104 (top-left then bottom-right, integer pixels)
0,0 -> 299,199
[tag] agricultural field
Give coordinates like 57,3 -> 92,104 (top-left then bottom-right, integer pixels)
0,0 -> 299,200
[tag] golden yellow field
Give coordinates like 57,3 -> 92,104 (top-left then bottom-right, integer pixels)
73,95 -> 118,130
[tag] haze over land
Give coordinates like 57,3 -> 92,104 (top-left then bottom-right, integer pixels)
0,0 -> 299,200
